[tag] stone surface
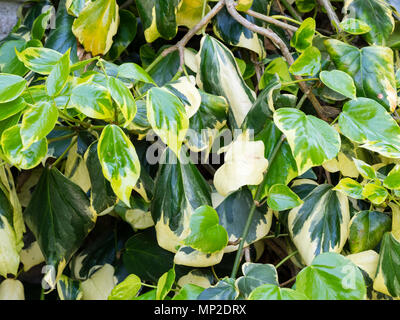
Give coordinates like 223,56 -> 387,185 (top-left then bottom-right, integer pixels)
0,1 -> 24,40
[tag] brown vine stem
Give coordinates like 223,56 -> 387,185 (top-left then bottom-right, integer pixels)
245,9 -> 298,33
317,0 -> 342,33
225,0 -> 327,120
160,0 -> 226,71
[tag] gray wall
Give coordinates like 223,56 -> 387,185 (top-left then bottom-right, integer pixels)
0,1 -> 24,40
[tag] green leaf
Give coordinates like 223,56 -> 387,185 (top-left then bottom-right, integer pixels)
236,0 -> 253,11
374,232 -> 400,298
176,0 -> 210,29
353,158 -> 376,179
66,0 -> 86,16
339,18 -> 372,35
0,39 -> 29,76
296,252 -> 367,300
343,0 -> 394,45
70,82 -> 114,120
31,8 -> 52,40
72,0 -> 119,56
319,70 -> 357,99
183,205 -> 228,254
0,74 -> 27,103
46,49 -> 70,97
290,17 -> 316,52
196,35 -> 256,127
135,0 -> 180,43
108,77 -> 136,126
1,125 -> 47,170
24,167 -> 96,290
117,63 -> 155,84
267,184 -> 303,211
333,178 -> 364,199
213,7 -> 265,57
383,165 -> 400,189
16,47 -> 63,75
0,97 -> 26,121
151,148 -> 211,254
362,183 -> 388,204
296,0 -> 316,13
235,263 -> 279,297
197,278 -> 239,300
156,268 -> 175,300
0,186 -> 20,278
108,274 -> 141,300
98,125 -> 141,207
146,87 -> 188,157
20,101 -> 59,148
338,98 -> 400,158
273,108 -> 341,175
288,184 -> 350,265
261,57 -> 297,95
325,40 -> 397,112
289,46 -> 321,76
172,284 -> 204,300
249,284 -> 308,300
349,210 -> 391,253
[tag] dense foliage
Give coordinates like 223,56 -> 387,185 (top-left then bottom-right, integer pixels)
0,0 -> 399,300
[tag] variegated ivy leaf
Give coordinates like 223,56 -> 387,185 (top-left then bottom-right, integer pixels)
46,49 -> 70,97
183,205 -> 228,254
98,125 -> 141,207
296,252 -> 366,300
0,186 -> 20,278
151,148 -> 211,254
338,98 -> 400,158
213,131 -> 268,197
343,0 -> 394,46
107,77 -> 137,126
31,7 -> 52,41
72,0 -> 119,56
176,0 -> 210,29
319,70 -> 357,100
339,18 -> 371,35
0,74 -> 27,103
135,0 -> 180,43
65,0 -> 87,17
289,46 -> 321,76
24,167 -> 96,290
0,279 -> 24,300
349,210 -> 391,253
57,275 -> 83,300
325,40 -> 397,112
174,245 -> 225,267
156,268 -> 175,300
81,264 -> 116,300
117,63 -> 155,84
346,250 -> 380,281
353,158 -> 376,180
146,87 -> 189,157
333,178 -> 363,199
249,284 -> 308,300
213,7 -> 265,58
1,125 -> 47,170
261,57 -> 298,95
70,82 -> 114,120
267,184 -> 303,211
20,101 -> 59,148
362,183 -> 388,205
288,184 -> 350,265
290,17 -> 316,52
273,108 -> 341,175
164,76 -> 201,118
16,47 -> 63,75
383,164 -> 400,189
196,35 -> 256,127
197,278 -> 239,300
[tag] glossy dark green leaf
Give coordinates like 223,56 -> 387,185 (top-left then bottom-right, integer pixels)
24,167 -> 96,289
325,40 -> 397,111
349,210 -> 391,253
296,252 -> 366,300
289,46 -> 321,76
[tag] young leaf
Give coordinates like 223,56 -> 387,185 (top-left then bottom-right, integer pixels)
289,46 -> 321,76
353,158 -> 376,180
156,268 -> 175,300
20,101 -> 59,148
273,108 -> 341,175
339,18 -> 371,35
267,184 -> 303,211
46,49 -> 70,97
319,70 -> 357,100
108,274 -> 141,300
383,165 -> 400,189
183,205 -> 228,254
249,284 -> 308,300
362,183 -> 388,205
146,87 -> 189,157
333,178 -> 363,199
117,63 -> 155,84
98,125 -> 141,207
0,74 -> 27,103
72,0 -> 119,55
290,17 -> 316,52
108,77 -> 137,126
296,252 -> 366,300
